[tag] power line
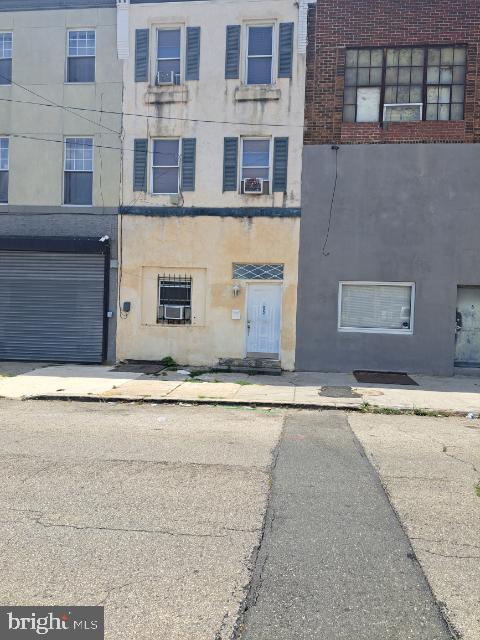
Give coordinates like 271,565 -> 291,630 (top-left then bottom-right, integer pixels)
0,94 -> 304,130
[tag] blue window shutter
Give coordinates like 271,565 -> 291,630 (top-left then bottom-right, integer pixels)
135,29 -> 149,82
186,27 -> 201,81
223,137 -> 238,191
225,25 -> 241,79
181,138 -> 196,191
278,23 -> 294,78
133,139 -> 148,191
273,137 -> 289,192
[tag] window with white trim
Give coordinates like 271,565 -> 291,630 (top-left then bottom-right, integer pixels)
0,32 -> 12,85
338,282 -> 414,334
157,275 -> 192,325
0,138 -> 9,204
152,139 -> 180,194
67,30 -> 96,83
246,25 -> 273,85
241,138 -> 270,194
156,28 -> 181,85
64,137 -> 93,205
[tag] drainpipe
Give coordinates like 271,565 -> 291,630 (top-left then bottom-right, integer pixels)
297,0 -> 316,54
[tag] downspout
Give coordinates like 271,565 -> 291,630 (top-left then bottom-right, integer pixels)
298,0 -> 316,54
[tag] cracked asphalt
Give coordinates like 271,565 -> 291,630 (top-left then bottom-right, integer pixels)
0,401 -> 476,639
0,400 -> 282,639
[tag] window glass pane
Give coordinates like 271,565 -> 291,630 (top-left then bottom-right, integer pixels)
0,32 -> 12,59
242,139 -> 270,167
398,67 -> 411,85
410,67 -> 423,84
153,139 -> 179,167
438,86 -> 451,103
440,66 -> 453,83
451,84 -> 465,102
427,86 -> 439,103
356,87 -> 380,122
340,284 -> 412,331
242,167 -> 269,180
343,105 -> 356,122
67,57 -> 95,82
343,88 -> 356,105
426,104 -> 438,120
397,86 -> 410,102
370,49 -> 383,67
65,138 -> 93,171
247,57 -> 272,84
344,68 -> 357,86
450,103 -> 464,120
426,66 -> 439,84
412,48 -> 424,66
399,48 -> 412,66
357,67 -> 369,85
64,172 -> 92,205
157,29 -> 181,59
248,26 -> 273,56
0,171 -> 8,204
428,48 -> 440,65
438,104 -> 450,120
384,86 -> 397,103
0,139 -> 8,170
68,31 -> 95,57
157,59 -> 181,80
386,49 -> 398,66
410,86 -> 422,102
441,47 -> 454,65
385,67 -> 398,84
369,67 -> 382,85
454,47 -> 466,64
0,58 -> 12,84
384,104 -> 422,121
358,50 -> 370,67
153,166 -> 179,193
453,65 -> 466,83
345,49 -> 358,67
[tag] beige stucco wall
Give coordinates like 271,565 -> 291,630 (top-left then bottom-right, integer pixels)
121,0 -> 305,208
117,214 -> 300,369
0,7 -> 122,207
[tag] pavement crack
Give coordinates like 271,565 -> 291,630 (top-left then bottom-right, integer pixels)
415,546 -> 480,560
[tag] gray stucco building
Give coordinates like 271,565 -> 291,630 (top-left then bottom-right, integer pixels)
297,0 -> 480,376
0,0 -> 121,362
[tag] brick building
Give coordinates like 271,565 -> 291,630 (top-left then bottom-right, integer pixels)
296,0 -> 480,375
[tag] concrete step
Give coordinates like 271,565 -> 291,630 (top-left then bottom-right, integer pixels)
217,357 -> 282,376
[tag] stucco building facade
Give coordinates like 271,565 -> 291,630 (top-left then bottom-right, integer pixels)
296,0 -> 480,376
0,0 -> 122,362
116,0 -> 313,370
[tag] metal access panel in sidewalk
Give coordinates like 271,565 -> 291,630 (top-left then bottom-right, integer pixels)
0,237 -> 110,363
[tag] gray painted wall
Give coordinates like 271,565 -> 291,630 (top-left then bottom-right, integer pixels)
296,144 -> 480,376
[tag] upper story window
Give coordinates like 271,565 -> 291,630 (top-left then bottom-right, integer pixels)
67,30 -> 96,83
156,28 -> 181,85
241,138 -> 271,194
64,137 -> 93,205
152,139 -> 180,194
246,25 -> 274,85
343,46 -> 466,123
0,138 -> 9,204
0,32 -> 12,85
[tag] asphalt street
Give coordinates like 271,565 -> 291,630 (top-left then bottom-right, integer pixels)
0,401 -> 455,639
238,411 -> 453,640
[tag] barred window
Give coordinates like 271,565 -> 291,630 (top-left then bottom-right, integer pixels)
343,46 -> 466,123
233,263 -> 284,280
158,275 -> 192,325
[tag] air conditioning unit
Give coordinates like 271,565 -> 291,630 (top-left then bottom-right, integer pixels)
243,178 -> 264,195
164,305 -> 184,320
156,70 -> 175,86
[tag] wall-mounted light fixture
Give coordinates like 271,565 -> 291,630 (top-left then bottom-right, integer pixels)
232,284 -> 241,297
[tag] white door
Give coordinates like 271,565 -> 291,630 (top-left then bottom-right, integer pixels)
455,287 -> 480,367
246,284 -> 281,356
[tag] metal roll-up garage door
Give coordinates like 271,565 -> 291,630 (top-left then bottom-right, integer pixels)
0,250 -> 107,363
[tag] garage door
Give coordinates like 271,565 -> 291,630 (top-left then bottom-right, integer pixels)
0,250 -> 107,362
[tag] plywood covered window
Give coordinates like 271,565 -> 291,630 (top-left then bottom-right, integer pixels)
343,46 -> 466,123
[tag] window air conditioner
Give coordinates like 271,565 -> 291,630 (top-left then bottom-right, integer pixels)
243,178 -> 264,195
156,70 -> 175,86
164,305 -> 185,320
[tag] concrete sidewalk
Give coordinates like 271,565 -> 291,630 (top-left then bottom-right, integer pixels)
0,363 -> 479,415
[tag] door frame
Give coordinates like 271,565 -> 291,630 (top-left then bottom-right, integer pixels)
244,281 -> 283,359
454,285 -> 480,368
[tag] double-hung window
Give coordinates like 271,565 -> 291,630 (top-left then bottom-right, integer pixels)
152,139 -> 180,194
246,25 -> 273,85
0,32 -> 12,85
344,46 -> 466,123
241,138 -> 270,194
0,138 -> 9,203
338,282 -> 414,334
157,28 -> 181,85
64,137 -> 93,205
67,30 -> 96,83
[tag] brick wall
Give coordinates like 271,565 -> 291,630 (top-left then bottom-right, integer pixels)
304,0 -> 480,144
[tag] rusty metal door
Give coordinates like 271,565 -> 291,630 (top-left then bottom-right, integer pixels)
455,287 -> 480,367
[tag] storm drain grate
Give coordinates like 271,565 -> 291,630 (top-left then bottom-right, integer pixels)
319,386 -> 361,398
353,370 -> 418,386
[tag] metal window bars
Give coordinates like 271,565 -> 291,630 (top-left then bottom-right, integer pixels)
157,274 -> 192,324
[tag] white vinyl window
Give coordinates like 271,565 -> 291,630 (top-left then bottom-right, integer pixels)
152,139 -> 180,194
67,30 -> 96,83
246,25 -> 274,85
0,32 -> 12,85
64,137 -> 94,205
338,282 -> 415,334
156,28 -> 181,85
241,138 -> 271,194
